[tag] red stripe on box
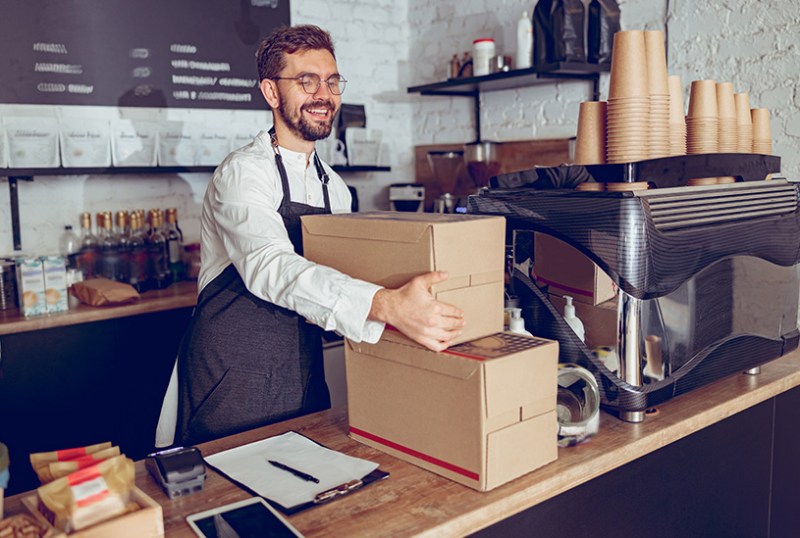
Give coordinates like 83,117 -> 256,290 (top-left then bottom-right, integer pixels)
349,426 -> 479,481
534,276 -> 592,297
57,447 -> 87,461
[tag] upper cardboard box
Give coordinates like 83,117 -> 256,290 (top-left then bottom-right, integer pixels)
302,212 -> 506,292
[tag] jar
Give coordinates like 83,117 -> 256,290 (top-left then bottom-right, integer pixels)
471,38 -> 495,77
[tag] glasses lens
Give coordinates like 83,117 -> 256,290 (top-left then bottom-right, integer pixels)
300,74 -> 321,94
330,76 -> 346,95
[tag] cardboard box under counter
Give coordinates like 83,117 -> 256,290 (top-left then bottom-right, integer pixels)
534,232 -> 616,306
302,212 -> 506,345
345,332 -> 559,491
549,294 -> 618,349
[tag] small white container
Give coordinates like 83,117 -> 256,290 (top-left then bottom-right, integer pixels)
472,38 -> 496,77
516,11 -> 533,69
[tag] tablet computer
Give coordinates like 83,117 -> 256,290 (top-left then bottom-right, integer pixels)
186,497 -> 304,537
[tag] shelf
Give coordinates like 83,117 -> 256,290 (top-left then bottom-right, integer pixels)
0,165 -> 390,178
408,62 -> 608,142
0,166 -> 216,178
407,62 -> 608,96
332,165 -> 390,173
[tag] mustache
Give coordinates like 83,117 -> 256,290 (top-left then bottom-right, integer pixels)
301,99 -> 335,112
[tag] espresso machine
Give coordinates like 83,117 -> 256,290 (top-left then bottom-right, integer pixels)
469,154 -> 800,422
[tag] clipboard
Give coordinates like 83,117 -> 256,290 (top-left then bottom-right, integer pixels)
204,431 -> 389,514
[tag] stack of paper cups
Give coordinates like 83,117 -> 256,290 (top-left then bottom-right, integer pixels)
607,30 -> 650,164
735,93 -> 753,153
715,82 -> 738,183
686,80 -> 719,154
716,83 -> 738,152
751,108 -> 772,154
575,101 -> 607,165
667,75 -> 687,156
645,31 -> 670,158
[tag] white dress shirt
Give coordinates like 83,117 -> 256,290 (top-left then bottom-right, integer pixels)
199,130 -> 385,343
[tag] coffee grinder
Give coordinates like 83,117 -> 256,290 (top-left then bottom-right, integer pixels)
426,150 -> 463,213
463,141 -> 500,190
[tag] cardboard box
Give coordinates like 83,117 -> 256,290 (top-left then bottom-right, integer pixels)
549,294 -> 618,350
302,212 -> 506,345
15,257 -> 46,317
21,486 -> 164,538
346,332 -> 559,491
534,233 -> 616,305
42,256 -> 68,314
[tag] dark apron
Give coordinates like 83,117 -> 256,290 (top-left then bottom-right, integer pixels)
176,133 -> 332,444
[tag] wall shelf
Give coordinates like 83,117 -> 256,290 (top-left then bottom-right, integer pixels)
0,163 -> 391,251
407,62 -> 609,141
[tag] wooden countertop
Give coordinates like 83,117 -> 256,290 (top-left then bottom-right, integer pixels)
0,281 -> 197,335
6,350 -> 800,537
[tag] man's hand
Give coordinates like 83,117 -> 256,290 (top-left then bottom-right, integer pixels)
369,271 -> 465,352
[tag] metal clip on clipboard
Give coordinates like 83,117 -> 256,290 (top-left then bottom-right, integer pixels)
313,478 -> 364,504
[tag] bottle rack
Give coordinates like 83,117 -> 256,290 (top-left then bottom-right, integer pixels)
1,164 -> 390,251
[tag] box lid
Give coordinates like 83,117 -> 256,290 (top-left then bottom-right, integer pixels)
346,332 -> 558,419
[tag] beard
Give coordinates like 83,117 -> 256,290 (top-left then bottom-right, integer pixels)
277,96 -> 337,142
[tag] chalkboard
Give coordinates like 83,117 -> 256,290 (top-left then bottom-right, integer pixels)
0,0 -> 290,109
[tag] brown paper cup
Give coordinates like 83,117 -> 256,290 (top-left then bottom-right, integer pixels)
735,93 -> 752,125
688,80 -> 718,118
609,30 -> 649,99
716,82 -> 736,118
644,30 -> 669,95
668,75 -> 686,123
751,108 -> 771,141
575,101 -> 607,164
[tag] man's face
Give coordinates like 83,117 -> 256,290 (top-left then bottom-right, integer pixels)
273,49 -> 341,142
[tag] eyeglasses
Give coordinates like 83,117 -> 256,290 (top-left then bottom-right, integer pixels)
271,73 -> 347,95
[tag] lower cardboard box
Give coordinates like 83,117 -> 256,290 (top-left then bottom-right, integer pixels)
346,332 -> 559,491
21,486 -> 164,538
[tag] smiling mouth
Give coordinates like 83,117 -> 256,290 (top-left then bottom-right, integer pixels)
302,101 -> 334,121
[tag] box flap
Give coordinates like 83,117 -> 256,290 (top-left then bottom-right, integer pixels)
302,212 -> 433,244
432,216 -> 505,277
346,338 -> 481,380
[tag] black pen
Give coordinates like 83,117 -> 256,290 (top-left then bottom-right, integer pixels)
268,460 -> 320,483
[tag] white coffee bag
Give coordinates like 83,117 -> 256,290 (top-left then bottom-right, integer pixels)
110,120 -> 158,167
59,118 -> 111,167
5,117 -> 60,168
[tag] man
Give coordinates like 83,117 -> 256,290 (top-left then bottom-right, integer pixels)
174,25 -> 464,444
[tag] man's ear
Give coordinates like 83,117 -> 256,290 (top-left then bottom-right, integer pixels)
260,79 -> 279,109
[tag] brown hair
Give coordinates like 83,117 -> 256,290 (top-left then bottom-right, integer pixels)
256,25 -> 336,81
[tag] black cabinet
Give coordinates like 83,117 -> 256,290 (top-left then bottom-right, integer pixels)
0,307 -> 192,495
472,386 -> 800,538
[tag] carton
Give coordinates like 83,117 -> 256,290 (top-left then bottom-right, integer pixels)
302,212 -> 506,345
21,486 -> 164,538
549,294 -> 618,350
42,256 -> 68,314
15,257 -> 46,317
346,332 -> 559,491
534,233 -> 616,305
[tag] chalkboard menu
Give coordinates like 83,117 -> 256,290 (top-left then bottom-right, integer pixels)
0,0 -> 290,109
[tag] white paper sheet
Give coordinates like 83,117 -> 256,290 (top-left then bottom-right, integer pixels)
204,431 -> 379,509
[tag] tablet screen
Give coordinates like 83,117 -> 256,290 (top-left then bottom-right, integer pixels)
188,498 -> 302,538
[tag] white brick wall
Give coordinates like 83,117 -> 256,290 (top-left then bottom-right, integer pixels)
1,0 -> 798,254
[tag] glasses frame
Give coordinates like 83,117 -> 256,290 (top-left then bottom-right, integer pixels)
271,73 -> 347,95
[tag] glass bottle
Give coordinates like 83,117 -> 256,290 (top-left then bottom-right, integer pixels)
147,209 -> 172,289
100,212 -> 121,281
128,212 -> 150,292
114,210 -> 131,284
165,208 -> 185,282
78,212 -> 99,279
